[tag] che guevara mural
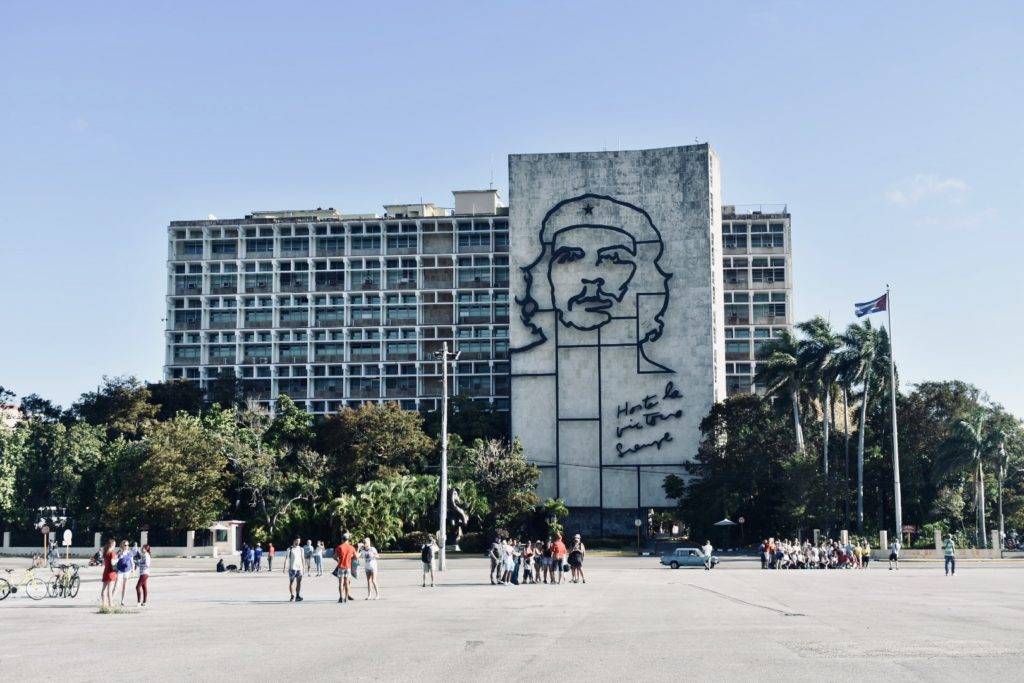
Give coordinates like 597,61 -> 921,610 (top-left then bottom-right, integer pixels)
508,146 -> 724,533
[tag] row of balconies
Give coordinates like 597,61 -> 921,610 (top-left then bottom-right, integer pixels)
172,272 -> 508,296
173,237 -> 508,261
171,309 -> 510,330
173,347 -> 510,366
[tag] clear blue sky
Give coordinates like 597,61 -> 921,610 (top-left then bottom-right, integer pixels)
2,2 -> 1021,415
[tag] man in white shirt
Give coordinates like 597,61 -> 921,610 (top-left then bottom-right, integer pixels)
701,540 -> 714,570
286,538 -> 305,602
889,538 -> 902,571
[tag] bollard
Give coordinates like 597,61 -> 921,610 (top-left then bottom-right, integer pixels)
841,529 -> 849,546
140,530 -> 148,547
879,530 -> 888,554
812,529 -> 820,545
934,528 -> 942,550
94,532 -> 101,549
2,531 -> 9,548
186,530 -> 195,550
991,529 -> 1000,554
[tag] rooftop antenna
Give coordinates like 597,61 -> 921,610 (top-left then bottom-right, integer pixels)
489,154 -> 494,189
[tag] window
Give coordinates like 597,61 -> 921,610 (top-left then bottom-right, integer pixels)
351,236 -> 381,252
246,239 -> 273,253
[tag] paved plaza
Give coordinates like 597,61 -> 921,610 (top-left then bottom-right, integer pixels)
1,554 -> 1022,680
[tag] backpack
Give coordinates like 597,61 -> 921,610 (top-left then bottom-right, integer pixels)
116,554 -> 132,572
421,545 -> 433,563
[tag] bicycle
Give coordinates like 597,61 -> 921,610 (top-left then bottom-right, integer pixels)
0,565 -> 48,600
47,563 -> 81,599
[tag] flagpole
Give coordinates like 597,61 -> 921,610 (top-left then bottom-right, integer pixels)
886,284 -> 904,542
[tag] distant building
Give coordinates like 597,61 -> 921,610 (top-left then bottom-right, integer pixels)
164,189 -> 510,415
720,205 -> 794,395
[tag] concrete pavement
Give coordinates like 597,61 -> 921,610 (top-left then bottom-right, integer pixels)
1,555 -> 1021,680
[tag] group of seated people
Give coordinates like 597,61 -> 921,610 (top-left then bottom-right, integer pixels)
759,537 -> 873,569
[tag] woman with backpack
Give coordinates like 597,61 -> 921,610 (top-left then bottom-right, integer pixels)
135,544 -> 152,607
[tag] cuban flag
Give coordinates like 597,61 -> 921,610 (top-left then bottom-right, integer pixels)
855,293 -> 887,317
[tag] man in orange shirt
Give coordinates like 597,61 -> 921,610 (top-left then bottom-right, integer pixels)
334,532 -> 357,604
551,534 -> 568,584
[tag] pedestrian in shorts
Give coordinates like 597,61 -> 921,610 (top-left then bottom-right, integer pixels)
286,538 -> 304,602
421,536 -> 437,587
334,533 -> 357,603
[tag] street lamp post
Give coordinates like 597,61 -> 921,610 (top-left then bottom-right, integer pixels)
434,342 -> 460,571
634,518 -> 642,555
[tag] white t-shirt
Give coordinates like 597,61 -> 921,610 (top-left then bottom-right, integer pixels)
701,544 -> 713,557
286,546 -> 305,571
360,546 -> 378,570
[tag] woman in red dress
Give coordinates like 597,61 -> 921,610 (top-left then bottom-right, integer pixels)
100,538 -> 118,607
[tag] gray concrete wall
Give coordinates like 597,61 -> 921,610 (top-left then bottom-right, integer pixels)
509,145 -> 722,516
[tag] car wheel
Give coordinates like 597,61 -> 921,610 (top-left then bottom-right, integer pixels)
670,561 -> 679,569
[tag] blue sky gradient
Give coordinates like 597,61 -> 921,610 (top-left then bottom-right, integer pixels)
1,2 -> 1021,414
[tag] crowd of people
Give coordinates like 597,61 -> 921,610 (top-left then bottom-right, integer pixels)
758,536 -> 898,570
487,533 -> 587,585
97,538 -> 152,608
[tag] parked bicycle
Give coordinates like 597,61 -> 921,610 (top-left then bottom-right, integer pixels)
0,564 -> 48,600
46,563 -> 81,599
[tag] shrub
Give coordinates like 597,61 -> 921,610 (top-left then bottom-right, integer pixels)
396,531 -> 434,552
456,532 -> 488,554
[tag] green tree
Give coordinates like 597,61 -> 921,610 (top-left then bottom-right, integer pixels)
226,404 -> 327,538
102,414 -> 228,530
836,319 -> 880,530
456,438 -> 539,529
316,402 -> 434,487
19,394 -> 63,421
147,379 -> 205,420
72,375 -> 158,439
797,316 -> 842,475
754,329 -> 807,453
330,474 -> 439,547
205,372 -> 244,410
0,425 -> 27,524
674,395 -> 826,541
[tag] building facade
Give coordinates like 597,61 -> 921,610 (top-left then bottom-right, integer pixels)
508,145 -> 724,531
163,146 -> 793,532
165,190 -> 512,414
721,205 -> 794,395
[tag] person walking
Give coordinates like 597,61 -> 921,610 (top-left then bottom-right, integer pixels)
861,539 -> 872,569
267,543 -> 275,572
240,543 -> 250,572
421,535 -> 437,588
314,541 -> 325,577
569,534 -> 587,582
115,540 -> 135,606
551,534 -> 568,584
286,538 -> 305,602
100,538 -> 118,608
253,543 -> 263,572
303,539 -> 314,577
135,544 -> 151,607
889,537 -> 901,570
334,533 -> 357,603
943,534 -> 956,576
360,537 -> 380,600
701,539 -> 714,571
488,536 -> 501,585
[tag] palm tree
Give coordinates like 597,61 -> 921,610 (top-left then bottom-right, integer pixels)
754,329 -> 806,453
936,412 -> 990,548
836,319 -> 879,531
797,316 -> 842,475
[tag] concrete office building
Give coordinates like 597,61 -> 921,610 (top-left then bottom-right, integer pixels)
721,205 -> 794,395
508,145 -> 724,531
165,189 -> 511,414
163,144 -> 792,531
